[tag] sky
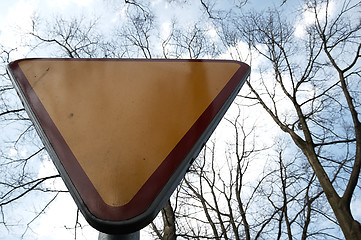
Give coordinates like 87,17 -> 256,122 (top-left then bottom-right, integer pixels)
5,1 -> 155,239
1,0 -> 359,239
0,1 -> 275,239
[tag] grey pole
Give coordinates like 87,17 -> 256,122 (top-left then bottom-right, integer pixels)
98,231 -> 140,240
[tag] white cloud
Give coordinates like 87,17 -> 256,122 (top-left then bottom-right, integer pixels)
8,147 -> 28,158
161,21 -> 171,38
37,155 -> 59,178
151,0 -> 164,7
35,155 -> 97,239
9,147 -> 18,157
218,41 -> 265,70
0,0 -> 38,47
351,197 -> 361,222
47,0 -> 94,9
34,193 -> 98,240
111,5 -> 128,23
294,0 -> 336,38
205,23 -> 218,42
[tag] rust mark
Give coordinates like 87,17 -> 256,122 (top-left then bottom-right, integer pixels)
32,67 -> 50,88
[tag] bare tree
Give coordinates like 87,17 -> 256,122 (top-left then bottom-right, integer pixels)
27,14 -> 108,58
159,101 -> 336,239
1,0 -> 359,239
219,0 -> 361,238
0,14 -> 112,238
111,1 -> 156,58
1,44 -> 62,236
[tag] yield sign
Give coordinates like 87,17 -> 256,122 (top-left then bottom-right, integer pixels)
7,59 -> 250,233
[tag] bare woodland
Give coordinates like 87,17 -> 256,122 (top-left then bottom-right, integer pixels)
0,0 -> 360,239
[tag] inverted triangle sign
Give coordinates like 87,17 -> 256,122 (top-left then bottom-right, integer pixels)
8,58 -> 250,234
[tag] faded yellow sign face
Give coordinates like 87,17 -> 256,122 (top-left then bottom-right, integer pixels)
18,59 -> 241,207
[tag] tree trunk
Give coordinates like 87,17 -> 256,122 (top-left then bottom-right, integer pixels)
301,143 -> 361,240
330,199 -> 361,240
162,200 -> 176,240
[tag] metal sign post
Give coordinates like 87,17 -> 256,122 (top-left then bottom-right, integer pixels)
98,231 -> 140,240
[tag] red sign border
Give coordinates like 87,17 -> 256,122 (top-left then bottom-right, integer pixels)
8,58 -> 250,233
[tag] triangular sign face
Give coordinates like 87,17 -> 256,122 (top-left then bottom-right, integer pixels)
8,59 -> 250,234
